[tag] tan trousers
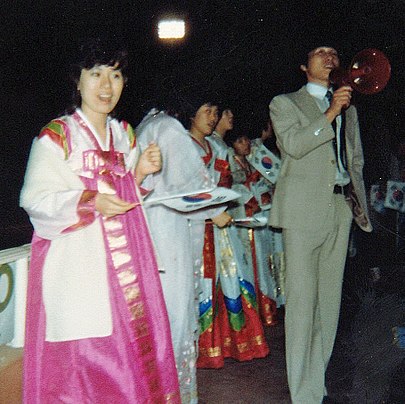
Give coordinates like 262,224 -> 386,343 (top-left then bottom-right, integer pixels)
283,194 -> 353,404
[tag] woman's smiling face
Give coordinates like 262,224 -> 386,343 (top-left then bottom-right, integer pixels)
78,63 -> 125,121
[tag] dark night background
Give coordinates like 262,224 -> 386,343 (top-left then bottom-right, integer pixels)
1,0 -> 404,250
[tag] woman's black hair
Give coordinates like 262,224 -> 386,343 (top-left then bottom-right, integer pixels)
66,37 -> 129,114
224,128 -> 249,148
172,88 -> 221,130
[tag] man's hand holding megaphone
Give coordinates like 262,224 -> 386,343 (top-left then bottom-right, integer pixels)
325,48 -> 391,124
325,85 -> 353,123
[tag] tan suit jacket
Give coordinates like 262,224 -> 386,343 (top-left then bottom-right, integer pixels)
269,85 -> 372,232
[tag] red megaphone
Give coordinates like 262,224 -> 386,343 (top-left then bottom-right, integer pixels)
330,48 -> 391,95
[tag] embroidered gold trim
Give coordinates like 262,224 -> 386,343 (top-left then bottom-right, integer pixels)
198,346 -> 222,357
130,302 -> 145,320
111,250 -> 131,267
165,391 -> 183,402
134,321 -> 149,339
108,234 -> 128,249
140,341 -> 153,356
104,218 -> 123,231
124,285 -> 140,302
117,270 -> 137,286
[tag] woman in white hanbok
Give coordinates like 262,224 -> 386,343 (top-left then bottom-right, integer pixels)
228,131 -> 284,325
181,101 -> 269,368
136,109 -> 217,403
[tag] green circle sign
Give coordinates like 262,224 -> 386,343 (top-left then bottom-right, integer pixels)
0,264 -> 14,313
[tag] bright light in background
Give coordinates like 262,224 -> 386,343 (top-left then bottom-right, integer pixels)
158,19 -> 185,39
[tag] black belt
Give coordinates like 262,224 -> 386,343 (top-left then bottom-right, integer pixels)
333,184 -> 349,196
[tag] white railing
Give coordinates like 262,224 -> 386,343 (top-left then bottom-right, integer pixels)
0,244 -> 31,348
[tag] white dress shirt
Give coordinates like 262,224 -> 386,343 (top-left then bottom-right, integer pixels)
306,83 -> 350,186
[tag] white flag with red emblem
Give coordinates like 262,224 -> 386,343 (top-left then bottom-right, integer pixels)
370,184 -> 386,213
384,181 -> 405,212
247,144 -> 280,184
146,187 -> 241,212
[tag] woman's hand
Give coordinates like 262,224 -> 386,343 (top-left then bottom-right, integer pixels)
135,143 -> 162,185
211,211 -> 233,228
95,193 -> 136,218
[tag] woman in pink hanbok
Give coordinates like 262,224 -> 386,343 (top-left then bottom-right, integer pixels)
19,38 -> 180,404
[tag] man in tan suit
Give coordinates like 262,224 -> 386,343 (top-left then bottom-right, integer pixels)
269,46 -> 372,404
